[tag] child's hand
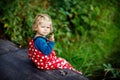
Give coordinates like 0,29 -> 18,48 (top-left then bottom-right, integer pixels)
49,34 -> 54,42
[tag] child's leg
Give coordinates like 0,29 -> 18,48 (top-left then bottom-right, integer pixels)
52,57 -> 82,74
71,68 -> 82,75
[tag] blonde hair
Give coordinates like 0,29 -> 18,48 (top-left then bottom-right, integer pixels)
32,14 -> 53,33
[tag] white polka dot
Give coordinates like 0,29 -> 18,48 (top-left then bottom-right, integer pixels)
56,60 -> 59,62
34,52 -> 36,55
59,66 -> 62,69
38,66 -> 40,68
45,55 -> 47,58
28,54 -> 32,56
32,57 -> 34,60
54,56 -> 57,59
32,49 -> 34,51
48,62 -> 51,65
41,63 -> 43,65
41,67 -> 43,69
29,42 -> 32,45
33,55 -> 35,58
53,61 -> 55,63
29,48 -> 31,50
42,56 -> 44,59
57,63 -> 60,67
64,67 -> 67,69
62,62 -> 66,65
47,57 -> 49,59
59,58 -> 62,60
51,65 -> 53,68
34,59 -> 37,62
37,55 -> 40,57
37,62 -> 40,65
45,65 -> 48,68
61,66 -> 63,68
35,49 -> 37,52
40,59 -> 43,62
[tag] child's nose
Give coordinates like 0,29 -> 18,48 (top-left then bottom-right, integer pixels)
44,28 -> 47,31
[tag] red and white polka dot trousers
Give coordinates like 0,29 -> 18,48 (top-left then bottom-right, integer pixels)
28,38 -> 73,70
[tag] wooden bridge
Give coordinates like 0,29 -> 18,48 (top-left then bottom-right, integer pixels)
0,39 -> 88,80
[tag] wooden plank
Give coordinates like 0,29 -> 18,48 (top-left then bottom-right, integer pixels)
0,39 -> 89,80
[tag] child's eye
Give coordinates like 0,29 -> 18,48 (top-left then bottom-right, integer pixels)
41,26 -> 45,28
47,26 -> 50,28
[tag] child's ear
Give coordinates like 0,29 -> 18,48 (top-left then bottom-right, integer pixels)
35,27 -> 38,31
33,25 -> 38,31
50,26 -> 53,33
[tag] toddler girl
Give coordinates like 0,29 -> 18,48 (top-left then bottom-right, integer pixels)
28,13 -> 82,74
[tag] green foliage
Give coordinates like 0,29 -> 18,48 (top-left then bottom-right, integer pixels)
103,64 -> 120,78
0,0 -> 120,78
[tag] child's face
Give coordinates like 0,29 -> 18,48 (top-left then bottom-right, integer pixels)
36,21 -> 51,36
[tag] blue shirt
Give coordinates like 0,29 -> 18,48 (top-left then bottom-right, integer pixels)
33,36 -> 55,55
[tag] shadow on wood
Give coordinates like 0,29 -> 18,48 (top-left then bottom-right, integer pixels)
0,39 -> 89,80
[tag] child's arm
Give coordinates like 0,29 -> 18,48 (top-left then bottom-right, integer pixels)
49,34 -> 54,42
34,37 -> 54,55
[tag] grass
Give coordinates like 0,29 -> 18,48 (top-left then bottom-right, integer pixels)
54,25 -> 120,78
55,37 -> 104,76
